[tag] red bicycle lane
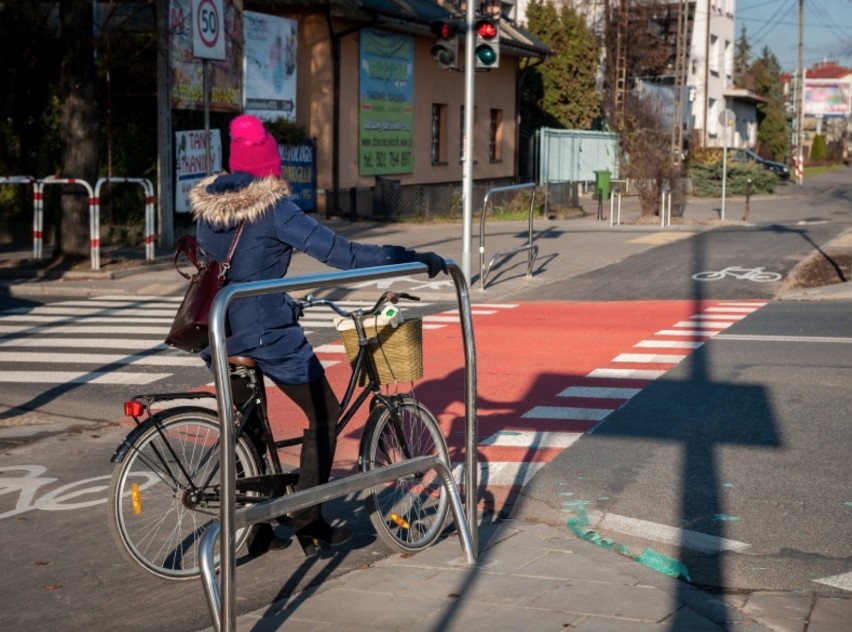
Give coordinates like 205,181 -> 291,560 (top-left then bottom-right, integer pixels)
266,298 -> 766,517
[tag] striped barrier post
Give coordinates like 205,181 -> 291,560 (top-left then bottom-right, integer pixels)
94,177 -> 157,261
39,176 -> 98,269
0,176 -> 39,258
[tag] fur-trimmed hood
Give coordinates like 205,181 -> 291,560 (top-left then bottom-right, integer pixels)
189,173 -> 292,226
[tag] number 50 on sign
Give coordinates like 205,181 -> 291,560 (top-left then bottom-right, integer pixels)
193,0 -> 226,60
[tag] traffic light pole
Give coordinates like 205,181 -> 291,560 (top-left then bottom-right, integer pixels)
461,1 -> 475,283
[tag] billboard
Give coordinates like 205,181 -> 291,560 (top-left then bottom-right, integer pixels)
243,11 -> 298,120
169,0 -> 242,112
804,80 -> 852,118
358,29 -> 414,176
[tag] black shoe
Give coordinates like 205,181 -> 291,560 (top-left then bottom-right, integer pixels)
295,519 -> 352,557
247,523 -> 291,556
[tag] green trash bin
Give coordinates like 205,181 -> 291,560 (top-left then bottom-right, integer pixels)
594,170 -> 612,200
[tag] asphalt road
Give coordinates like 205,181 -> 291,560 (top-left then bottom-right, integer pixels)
1,172 -> 850,629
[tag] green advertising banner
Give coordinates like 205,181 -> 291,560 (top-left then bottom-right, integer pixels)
359,29 -> 414,175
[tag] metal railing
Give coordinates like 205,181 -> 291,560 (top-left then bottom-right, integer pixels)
478,183 -> 539,290
204,260 -> 479,632
200,455 -> 471,631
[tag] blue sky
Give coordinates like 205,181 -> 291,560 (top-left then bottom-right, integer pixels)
736,0 -> 852,71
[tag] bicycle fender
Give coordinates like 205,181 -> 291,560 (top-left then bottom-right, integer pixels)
110,421 -> 155,463
110,406 -> 217,463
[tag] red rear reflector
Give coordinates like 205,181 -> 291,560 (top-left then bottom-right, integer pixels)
125,401 -> 145,417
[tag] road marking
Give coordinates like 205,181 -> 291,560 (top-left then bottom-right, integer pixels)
688,314 -> 745,321
558,386 -> 642,399
522,406 -> 614,421
453,460 -> 546,487
0,352 -> 202,366
612,352 -> 687,364
672,320 -> 732,329
3,306 -> 179,317
0,371 -> 169,385
635,340 -> 703,349
814,572 -> 852,592
0,324 -> 171,335
480,431 -> 582,449
0,338 -> 168,350
0,314 -> 175,324
587,511 -> 751,554
626,232 -> 695,245
588,368 -> 668,379
715,334 -> 852,344
704,306 -> 761,313
655,329 -> 718,337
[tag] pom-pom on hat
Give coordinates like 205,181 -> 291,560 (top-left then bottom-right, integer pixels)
229,114 -> 281,178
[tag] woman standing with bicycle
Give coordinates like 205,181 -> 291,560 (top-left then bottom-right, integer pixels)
188,114 -> 446,557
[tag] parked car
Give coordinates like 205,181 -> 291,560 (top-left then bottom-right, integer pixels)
732,148 -> 791,181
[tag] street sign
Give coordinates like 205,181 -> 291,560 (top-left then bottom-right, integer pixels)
192,0 -> 225,61
718,108 -> 735,127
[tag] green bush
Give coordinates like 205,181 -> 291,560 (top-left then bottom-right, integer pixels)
687,161 -> 776,197
810,134 -> 826,161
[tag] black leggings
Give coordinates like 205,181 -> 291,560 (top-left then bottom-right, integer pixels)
277,376 -> 341,530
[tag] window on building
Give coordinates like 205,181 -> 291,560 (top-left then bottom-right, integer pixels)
710,35 -> 720,76
431,103 -> 448,164
489,109 -> 503,162
708,98 -> 718,137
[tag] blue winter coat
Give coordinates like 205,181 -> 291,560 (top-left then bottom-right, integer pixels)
189,172 -> 415,384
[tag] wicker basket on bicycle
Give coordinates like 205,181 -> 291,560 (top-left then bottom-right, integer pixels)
339,316 -> 423,386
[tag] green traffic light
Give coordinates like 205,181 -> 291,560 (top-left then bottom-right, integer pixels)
476,44 -> 497,66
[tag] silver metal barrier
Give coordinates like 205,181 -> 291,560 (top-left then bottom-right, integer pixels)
200,456 -> 472,631
205,260 -> 478,632
478,183 -> 539,290
660,185 -> 673,227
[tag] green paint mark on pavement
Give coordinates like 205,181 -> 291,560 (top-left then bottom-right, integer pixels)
712,513 -> 740,522
635,548 -> 692,581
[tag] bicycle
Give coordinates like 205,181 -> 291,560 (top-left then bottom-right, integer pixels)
107,291 -> 451,581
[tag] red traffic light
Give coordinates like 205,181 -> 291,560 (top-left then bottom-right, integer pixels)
431,20 -> 457,40
475,18 -> 498,40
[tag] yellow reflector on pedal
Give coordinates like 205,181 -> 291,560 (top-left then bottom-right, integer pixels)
131,482 -> 142,515
390,513 -> 409,529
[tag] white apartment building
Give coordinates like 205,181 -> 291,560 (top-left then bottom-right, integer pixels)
509,0 -> 754,150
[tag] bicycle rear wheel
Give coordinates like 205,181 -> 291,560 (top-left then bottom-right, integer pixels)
108,408 -> 261,580
360,396 -> 451,553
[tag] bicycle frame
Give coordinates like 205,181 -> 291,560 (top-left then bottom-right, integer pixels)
112,296 -> 413,502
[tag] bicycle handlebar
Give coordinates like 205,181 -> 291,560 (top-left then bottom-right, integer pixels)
296,290 -> 419,319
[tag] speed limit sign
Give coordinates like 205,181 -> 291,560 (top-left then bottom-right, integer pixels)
193,0 -> 225,60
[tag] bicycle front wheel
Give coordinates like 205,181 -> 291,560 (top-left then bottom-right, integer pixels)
108,408 -> 261,581
360,396 -> 451,553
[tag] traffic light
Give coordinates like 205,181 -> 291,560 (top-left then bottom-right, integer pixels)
430,20 -> 459,70
474,17 -> 500,69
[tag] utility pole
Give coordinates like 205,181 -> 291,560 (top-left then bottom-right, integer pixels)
613,0 -> 628,129
795,0 -> 804,185
670,0 -> 689,163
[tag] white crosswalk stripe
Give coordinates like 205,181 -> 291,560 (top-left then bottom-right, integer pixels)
0,295 -> 514,387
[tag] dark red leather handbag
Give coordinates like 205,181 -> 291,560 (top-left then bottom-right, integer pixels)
165,223 -> 245,353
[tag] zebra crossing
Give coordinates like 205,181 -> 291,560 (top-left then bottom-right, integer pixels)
0,295 -> 509,387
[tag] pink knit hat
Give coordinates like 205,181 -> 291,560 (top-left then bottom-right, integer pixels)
228,114 -> 281,177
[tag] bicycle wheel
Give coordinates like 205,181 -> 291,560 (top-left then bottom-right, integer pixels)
108,408 -> 262,581
360,396 -> 451,553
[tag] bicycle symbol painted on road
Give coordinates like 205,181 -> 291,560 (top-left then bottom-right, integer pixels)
0,465 -> 158,521
691,266 -> 782,283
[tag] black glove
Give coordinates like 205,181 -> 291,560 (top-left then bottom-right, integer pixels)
413,251 -> 448,278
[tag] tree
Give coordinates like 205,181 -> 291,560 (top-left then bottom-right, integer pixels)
733,25 -> 751,88
750,47 -> 789,162
58,0 -> 100,258
522,0 -> 601,130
